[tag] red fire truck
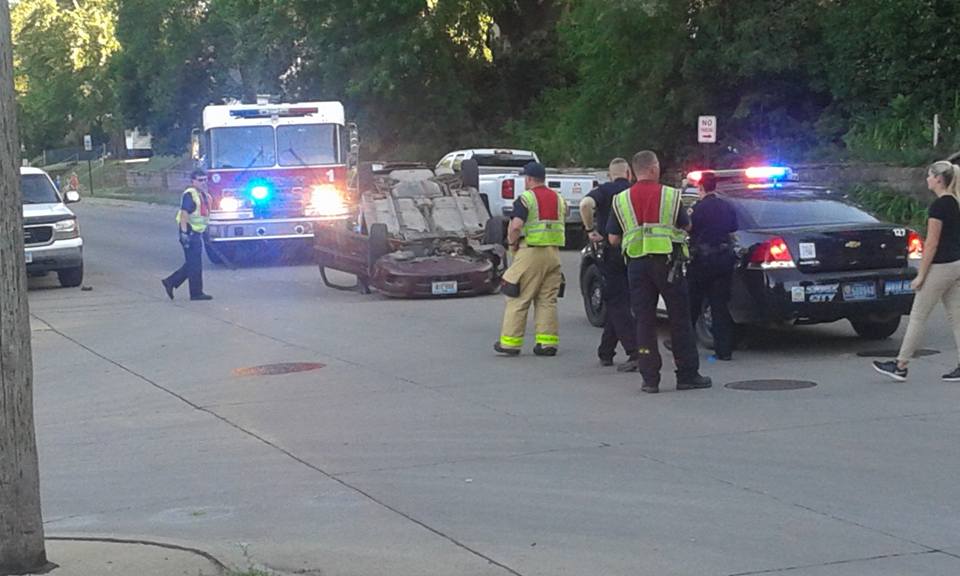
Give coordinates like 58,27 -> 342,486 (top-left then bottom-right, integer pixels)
196,101 -> 356,263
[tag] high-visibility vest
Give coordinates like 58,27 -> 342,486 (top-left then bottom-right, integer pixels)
520,187 -> 566,247
176,187 -> 211,233
613,184 -> 687,258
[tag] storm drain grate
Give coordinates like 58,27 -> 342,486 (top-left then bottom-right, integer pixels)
725,379 -> 817,391
856,348 -> 939,358
233,362 -> 326,377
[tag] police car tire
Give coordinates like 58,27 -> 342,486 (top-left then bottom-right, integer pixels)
581,264 -> 605,328
57,264 -> 83,288
850,316 -> 901,340
695,308 -> 715,351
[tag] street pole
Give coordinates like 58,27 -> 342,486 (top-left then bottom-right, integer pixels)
87,158 -> 94,196
0,3 -> 51,575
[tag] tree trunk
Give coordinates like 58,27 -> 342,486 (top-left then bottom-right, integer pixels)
0,4 -> 50,575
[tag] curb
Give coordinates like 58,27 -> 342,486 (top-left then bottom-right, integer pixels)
45,536 -> 229,575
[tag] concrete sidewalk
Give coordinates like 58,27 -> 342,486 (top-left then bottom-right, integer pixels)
28,538 -> 227,576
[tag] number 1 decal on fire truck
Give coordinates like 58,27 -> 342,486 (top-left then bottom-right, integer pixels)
197,101 -> 353,263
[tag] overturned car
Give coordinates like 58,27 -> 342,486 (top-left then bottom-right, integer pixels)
315,162 -> 506,297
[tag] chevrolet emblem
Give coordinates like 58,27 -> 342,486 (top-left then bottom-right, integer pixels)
845,240 -> 862,249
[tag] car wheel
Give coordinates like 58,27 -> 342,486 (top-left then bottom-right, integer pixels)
368,223 -> 391,271
57,264 -> 83,288
695,304 -> 715,350
581,264 -> 605,328
850,316 -> 901,340
483,216 -> 506,246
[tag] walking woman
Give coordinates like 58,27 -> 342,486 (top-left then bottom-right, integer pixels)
874,161 -> 960,381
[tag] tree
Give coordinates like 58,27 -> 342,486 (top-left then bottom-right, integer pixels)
12,0 -> 121,157
0,2 -> 49,575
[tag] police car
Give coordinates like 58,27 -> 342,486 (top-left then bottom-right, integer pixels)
580,166 -> 920,348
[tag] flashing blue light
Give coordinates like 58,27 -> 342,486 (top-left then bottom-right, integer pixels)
250,185 -> 270,200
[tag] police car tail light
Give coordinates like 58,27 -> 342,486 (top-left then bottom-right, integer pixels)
501,179 -> 515,199
749,236 -> 796,269
745,166 -> 788,180
908,230 -> 923,260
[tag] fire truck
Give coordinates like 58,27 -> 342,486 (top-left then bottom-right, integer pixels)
195,100 -> 357,263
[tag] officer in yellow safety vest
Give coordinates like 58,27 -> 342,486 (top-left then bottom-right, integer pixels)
495,161 -> 567,356
607,151 -> 711,393
162,169 -> 213,301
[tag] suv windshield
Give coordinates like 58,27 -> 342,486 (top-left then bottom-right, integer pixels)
731,196 -> 878,229
209,126 -> 276,169
277,124 -> 339,166
21,173 -> 61,204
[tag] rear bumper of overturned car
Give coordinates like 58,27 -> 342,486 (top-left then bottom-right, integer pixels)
372,256 -> 499,298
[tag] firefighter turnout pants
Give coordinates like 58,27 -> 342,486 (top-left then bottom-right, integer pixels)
499,245 -> 563,350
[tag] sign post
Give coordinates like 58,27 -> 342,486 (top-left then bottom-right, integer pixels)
698,115 -> 717,167
83,134 -> 94,196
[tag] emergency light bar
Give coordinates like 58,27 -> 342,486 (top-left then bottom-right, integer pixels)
229,107 -> 319,119
686,166 -> 794,185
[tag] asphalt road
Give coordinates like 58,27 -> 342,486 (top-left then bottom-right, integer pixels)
27,198 -> 960,576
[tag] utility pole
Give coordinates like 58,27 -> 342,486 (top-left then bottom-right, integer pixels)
0,3 -> 51,575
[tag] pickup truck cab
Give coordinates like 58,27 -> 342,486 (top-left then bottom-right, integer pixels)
437,149 -> 602,244
20,167 -> 84,287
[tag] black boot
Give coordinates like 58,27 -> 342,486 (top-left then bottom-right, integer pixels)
676,373 -> 712,390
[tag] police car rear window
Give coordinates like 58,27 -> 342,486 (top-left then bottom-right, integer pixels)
732,197 -> 878,229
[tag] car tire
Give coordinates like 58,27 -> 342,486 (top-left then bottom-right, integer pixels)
57,264 -> 83,288
581,264 -> 605,328
850,316 -> 901,340
694,304 -> 715,350
368,223 -> 391,271
483,216 -> 506,246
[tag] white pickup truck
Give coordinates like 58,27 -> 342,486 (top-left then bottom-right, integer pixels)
436,149 -> 603,237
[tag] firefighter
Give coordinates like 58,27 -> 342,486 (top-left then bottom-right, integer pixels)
607,151 -> 711,393
580,158 -> 638,366
495,161 -> 566,356
688,171 -> 739,360
162,169 -> 213,301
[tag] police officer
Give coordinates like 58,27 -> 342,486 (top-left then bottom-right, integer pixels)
607,151 -> 711,393
495,161 -> 566,356
580,158 -> 638,367
162,169 -> 213,301
688,172 -> 738,360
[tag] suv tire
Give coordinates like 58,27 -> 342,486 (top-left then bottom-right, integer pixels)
850,316 -> 901,340
57,264 -> 83,288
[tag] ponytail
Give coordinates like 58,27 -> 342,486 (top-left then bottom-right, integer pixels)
928,160 -> 960,201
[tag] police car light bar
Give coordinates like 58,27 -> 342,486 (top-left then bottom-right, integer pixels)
230,107 -> 319,119
744,166 -> 788,179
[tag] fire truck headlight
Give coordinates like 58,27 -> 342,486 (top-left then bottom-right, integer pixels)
219,196 -> 241,212
309,184 -> 347,217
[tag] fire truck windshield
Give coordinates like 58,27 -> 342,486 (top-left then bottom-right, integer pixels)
210,126 -> 277,169
277,125 -> 339,167
208,124 -> 341,170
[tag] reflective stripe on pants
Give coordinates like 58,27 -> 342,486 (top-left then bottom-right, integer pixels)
499,246 -> 563,350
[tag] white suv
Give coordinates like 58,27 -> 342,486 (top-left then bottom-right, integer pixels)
21,167 -> 84,287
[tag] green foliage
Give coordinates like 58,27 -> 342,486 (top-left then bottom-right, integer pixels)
12,0 -> 121,156
846,185 -> 929,232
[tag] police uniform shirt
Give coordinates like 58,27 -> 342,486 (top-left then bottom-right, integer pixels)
587,177 -> 632,235
606,182 -> 690,236
690,193 -> 738,247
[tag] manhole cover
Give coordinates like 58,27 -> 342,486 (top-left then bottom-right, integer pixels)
856,348 -> 939,358
725,379 -> 818,391
233,362 -> 325,377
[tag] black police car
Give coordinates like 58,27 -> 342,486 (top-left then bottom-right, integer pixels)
580,167 -> 921,348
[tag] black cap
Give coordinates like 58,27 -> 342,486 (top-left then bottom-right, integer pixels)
520,161 -> 546,180
190,169 -> 207,181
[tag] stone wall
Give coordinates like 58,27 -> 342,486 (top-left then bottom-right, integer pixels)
125,170 -> 192,193
793,163 -> 929,201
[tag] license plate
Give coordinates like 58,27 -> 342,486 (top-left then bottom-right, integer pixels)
24,252 -> 33,264
432,280 -> 458,295
843,281 -> 876,301
884,279 -> 914,296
